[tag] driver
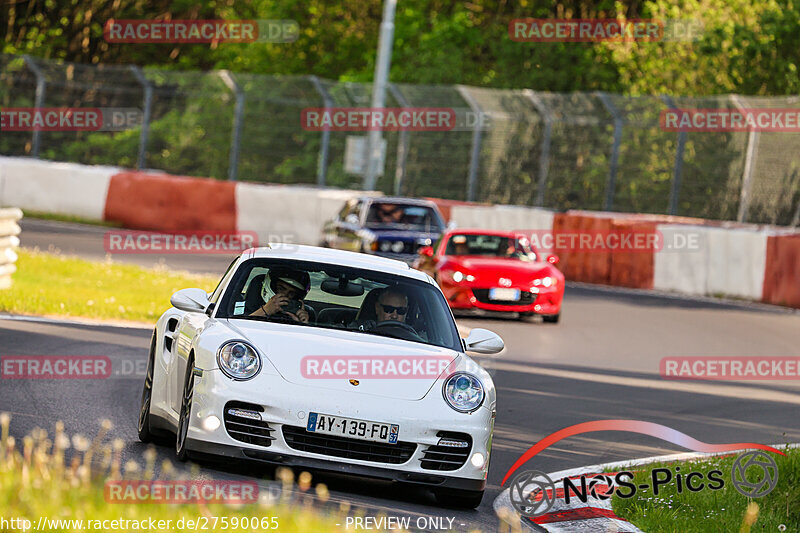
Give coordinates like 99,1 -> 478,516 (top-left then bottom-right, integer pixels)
375,287 -> 408,323
348,286 -> 409,331
250,268 -> 310,323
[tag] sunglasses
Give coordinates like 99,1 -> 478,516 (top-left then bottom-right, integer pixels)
380,304 -> 408,315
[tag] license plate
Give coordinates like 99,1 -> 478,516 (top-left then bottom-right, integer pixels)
306,412 -> 399,444
489,288 -> 520,301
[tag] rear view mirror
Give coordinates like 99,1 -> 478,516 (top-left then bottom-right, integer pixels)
418,246 -> 434,257
547,254 -> 559,265
171,288 -> 210,313
321,277 -> 364,297
463,328 -> 504,354
344,214 -> 359,225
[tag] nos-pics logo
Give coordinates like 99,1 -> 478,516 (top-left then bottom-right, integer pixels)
509,450 -> 778,518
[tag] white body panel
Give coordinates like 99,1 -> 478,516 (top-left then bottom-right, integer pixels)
147,245 -> 497,486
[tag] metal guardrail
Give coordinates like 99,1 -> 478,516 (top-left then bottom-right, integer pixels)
1,53 -> 799,225
0,208 -> 22,289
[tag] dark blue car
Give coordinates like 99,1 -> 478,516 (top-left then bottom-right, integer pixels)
321,197 -> 448,264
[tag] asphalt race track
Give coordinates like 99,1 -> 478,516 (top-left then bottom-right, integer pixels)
3,219 -> 800,531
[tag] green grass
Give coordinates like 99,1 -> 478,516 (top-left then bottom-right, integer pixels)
0,414 -> 350,532
0,249 -> 218,323
611,447 -> 800,532
22,210 -> 123,227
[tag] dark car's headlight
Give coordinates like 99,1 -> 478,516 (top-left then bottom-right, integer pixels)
443,372 -> 484,413
217,341 -> 261,380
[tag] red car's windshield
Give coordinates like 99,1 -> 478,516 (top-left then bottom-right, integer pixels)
444,234 -> 534,260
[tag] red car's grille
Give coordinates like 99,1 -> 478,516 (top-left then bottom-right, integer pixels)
472,289 -> 536,306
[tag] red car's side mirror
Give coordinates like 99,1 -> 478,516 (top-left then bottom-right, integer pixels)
419,246 -> 434,257
547,254 -> 559,265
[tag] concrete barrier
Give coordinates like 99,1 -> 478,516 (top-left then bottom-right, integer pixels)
762,231 -> 800,307
0,156 -> 797,308
0,208 -> 22,289
236,183 -> 378,245
104,171 -> 238,232
450,204 -> 554,233
705,226 -> 768,300
653,225 -> 711,296
653,225 -> 769,300
608,218 -> 657,289
0,156 -> 115,220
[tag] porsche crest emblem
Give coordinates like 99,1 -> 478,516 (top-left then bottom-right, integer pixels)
349,379 -> 360,386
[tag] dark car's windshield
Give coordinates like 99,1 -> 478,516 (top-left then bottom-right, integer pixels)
365,202 -> 444,231
445,233 -> 535,261
217,258 -> 461,351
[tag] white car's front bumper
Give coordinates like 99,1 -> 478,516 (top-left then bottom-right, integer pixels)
184,368 -> 494,491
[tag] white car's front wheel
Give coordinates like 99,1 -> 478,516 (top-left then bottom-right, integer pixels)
137,333 -> 156,443
176,355 -> 195,461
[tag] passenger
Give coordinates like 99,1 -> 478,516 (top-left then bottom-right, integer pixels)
250,268 -> 310,323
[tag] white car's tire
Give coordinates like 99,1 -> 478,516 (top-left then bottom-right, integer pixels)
176,354 -> 195,462
137,333 -> 156,443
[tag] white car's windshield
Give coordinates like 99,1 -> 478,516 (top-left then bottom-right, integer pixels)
217,258 -> 462,351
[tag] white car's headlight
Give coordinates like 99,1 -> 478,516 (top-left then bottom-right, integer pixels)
217,341 -> 261,380
443,372 -> 484,413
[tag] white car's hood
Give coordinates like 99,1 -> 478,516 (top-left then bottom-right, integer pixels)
223,319 -> 461,400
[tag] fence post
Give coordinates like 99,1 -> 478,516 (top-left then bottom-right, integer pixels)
22,56 -> 46,158
129,66 -> 153,171
309,76 -> 332,187
387,83 -> 410,196
219,71 -> 245,181
731,95 -> 758,223
456,86 -> 484,202
596,92 -> 623,211
661,95 -> 686,215
524,90 -> 554,207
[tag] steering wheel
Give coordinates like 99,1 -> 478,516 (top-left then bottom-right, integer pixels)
372,320 -> 423,341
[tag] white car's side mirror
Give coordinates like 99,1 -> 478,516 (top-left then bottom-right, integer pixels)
463,328 -> 504,354
345,214 -> 359,225
447,220 -> 457,230
171,288 -> 211,313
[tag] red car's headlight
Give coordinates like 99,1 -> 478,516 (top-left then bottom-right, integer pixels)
533,276 -> 557,288
450,271 -> 475,283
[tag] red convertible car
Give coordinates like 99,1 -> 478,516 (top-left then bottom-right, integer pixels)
413,229 -> 564,323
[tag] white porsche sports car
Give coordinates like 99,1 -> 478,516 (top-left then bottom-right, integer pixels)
138,244 -> 504,508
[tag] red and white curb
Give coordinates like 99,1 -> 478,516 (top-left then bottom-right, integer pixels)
493,444 -> 798,532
